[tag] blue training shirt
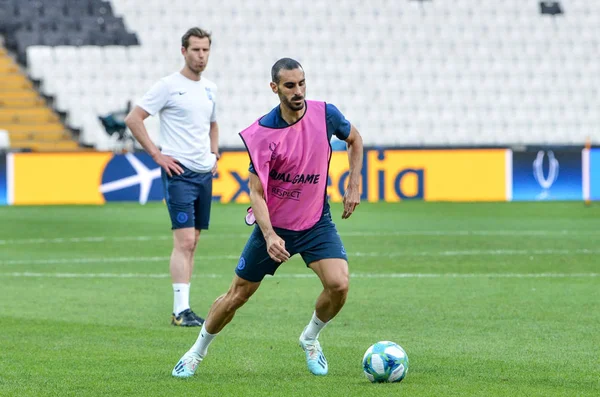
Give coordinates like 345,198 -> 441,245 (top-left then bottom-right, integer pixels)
248,102 -> 351,227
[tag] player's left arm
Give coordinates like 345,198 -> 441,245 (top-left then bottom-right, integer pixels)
342,124 -> 363,219
209,85 -> 220,174
209,121 -> 219,175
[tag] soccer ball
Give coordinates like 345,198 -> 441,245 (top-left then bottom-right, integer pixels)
362,341 -> 409,383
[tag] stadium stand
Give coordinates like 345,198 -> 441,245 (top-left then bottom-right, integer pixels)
3,0 -> 598,150
0,44 -> 79,151
0,0 -> 138,64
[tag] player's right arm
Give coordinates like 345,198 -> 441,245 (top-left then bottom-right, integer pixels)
124,106 -> 183,177
248,173 -> 290,263
125,79 -> 183,177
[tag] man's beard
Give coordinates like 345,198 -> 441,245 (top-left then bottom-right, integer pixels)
283,96 -> 304,111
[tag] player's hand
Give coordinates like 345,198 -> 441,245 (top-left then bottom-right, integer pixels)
265,232 -> 290,263
211,158 -> 218,176
342,185 -> 360,219
153,153 -> 183,177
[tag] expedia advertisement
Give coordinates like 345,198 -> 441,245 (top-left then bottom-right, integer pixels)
366,149 -> 508,202
9,149 -> 508,205
0,154 -> 7,206
591,149 -> 600,201
512,150 -> 583,201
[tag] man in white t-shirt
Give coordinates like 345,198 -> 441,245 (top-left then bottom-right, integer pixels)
125,27 -> 219,327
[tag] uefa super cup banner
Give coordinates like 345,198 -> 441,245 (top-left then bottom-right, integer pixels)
511,150 -> 583,201
590,149 -> 600,201
0,153 -> 8,205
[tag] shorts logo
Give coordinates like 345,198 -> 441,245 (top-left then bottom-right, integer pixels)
236,257 -> 246,271
176,212 -> 189,224
341,246 -> 347,256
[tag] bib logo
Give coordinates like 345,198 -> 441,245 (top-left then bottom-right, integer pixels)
269,142 -> 278,160
271,186 -> 301,201
100,153 -> 163,204
269,169 -> 321,184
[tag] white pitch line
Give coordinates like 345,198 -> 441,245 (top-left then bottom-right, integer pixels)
0,229 -> 598,245
348,273 -> 600,279
0,272 -> 597,279
0,236 -> 172,245
352,248 -> 600,257
0,255 -> 235,266
1,248 -> 599,266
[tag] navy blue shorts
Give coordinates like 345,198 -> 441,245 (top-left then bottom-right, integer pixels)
235,212 -> 348,282
161,165 -> 213,230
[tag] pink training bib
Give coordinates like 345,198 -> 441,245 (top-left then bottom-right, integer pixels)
239,100 -> 331,231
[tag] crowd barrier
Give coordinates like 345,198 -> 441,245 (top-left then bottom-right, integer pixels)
0,148 -> 596,205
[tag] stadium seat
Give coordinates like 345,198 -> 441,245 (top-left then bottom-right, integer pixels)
14,0 -> 600,149
0,40 -> 81,151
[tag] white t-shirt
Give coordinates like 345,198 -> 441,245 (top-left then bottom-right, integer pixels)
138,72 -> 217,173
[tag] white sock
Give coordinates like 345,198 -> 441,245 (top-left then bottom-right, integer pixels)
173,283 -> 190,315
301,312 -> 328,341
190,324 -> 218,357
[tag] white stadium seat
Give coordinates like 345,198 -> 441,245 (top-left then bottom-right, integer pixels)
24,0 -> 600,150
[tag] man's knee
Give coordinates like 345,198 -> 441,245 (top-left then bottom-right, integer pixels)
311,259 -> 350,297
326,273 -> 349,297
223,287 -> 253,312
174,231 -> 197,254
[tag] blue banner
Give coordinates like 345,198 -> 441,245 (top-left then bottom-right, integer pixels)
0,154 -> 7,205
591,149 -> 600,201
99,153 -> 164,204
512,150 -> 582,201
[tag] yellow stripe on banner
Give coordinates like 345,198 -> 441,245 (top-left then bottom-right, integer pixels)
212,151 -> 252,203
12,152 -> 113,205
327,151 -> 355,203
367,149 -> 507,202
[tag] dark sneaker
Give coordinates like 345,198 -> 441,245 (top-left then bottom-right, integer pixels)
171,309 -> 203,327
189,310 -> 205,325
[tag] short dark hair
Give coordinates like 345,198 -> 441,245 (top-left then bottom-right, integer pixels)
271,58 -> 303,84
181,27 -> 212,49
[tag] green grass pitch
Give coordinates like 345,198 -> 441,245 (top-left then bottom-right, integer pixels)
0,202 -> 599,396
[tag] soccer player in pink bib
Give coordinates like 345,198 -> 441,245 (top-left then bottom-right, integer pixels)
172,58 -> 364,378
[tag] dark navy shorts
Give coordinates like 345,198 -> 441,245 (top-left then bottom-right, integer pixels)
235,212 -> 348,282
161,165 -> 213,230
